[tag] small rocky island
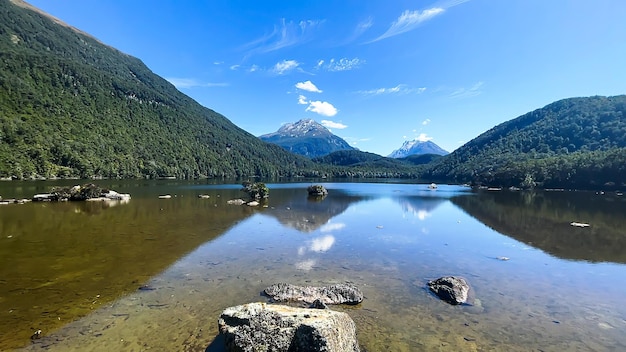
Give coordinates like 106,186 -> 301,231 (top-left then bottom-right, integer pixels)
32,183 -> 130,202
307,184 -> 328,196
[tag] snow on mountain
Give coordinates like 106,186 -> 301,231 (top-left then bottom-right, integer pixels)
259,119 -> 355,158
388,140 -> 448,158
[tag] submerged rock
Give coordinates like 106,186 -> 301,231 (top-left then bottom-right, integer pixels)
218,302 -> 360,352
428,276 -> 470,305
309,299 -> 329,310
264,283 -> 363,305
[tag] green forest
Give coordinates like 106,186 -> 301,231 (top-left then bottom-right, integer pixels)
0,0 -> 316,179
423,96 -> 626,190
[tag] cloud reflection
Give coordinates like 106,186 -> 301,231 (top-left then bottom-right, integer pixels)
309,235 -> 335,253
320,222 -> 346,232
295,259 -> 316,271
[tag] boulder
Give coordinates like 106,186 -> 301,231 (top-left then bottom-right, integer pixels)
427,276 -> 470,305
264,283 -> 363,305
227,198 -> 245,205
218,302 -> 360,352
307,185 -> 328,196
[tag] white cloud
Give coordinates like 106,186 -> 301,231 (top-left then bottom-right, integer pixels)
422,118 -> 431,125
166,78 -> 228,89
318,58 -> 365,72
338,17 -> 374,45
449,81 -> 484,99
367,0 -> 470,43
320,222 -> 346,232
295,80 -> 322,93
248,64 -> 259,72
309,235 -> 335,253
273,60 -> 300,75
242,18 -> 322,55
306,101 -> 338,116
416,133 -> 434,142
230,64 -> 240,70
368,8 -> 444,43
355,17 -> 374,36
297,95 -> 308,105
357,84 -> 426,96
321,120 -> 347,129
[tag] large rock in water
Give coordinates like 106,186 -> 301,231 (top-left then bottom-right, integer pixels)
427,276 -> 470,305
218,302 -> 361,352
264,283 -> 363,305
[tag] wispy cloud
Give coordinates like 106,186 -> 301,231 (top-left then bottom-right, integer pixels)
342,136 -> 370,147
339,17 -> 374,44
367,0 -> 470,43
272,60 -> 300,75
355,17 -> 374,36
295,80 -> 322,93
422,118 -> 431,125
241,18 -> 322,56
306,101 -> 338,117
317,57 -> 365,72
357,84 -> 426,96
297,95 -> 308,105
449,81 -> 483,99
321,120 -> 347,129
166,78 -> 228,89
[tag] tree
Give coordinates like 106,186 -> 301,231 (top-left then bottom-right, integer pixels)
241,181 -> 269,200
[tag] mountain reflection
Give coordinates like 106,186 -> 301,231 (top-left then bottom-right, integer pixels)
264,188 -> 366,233
452,191 -> 626,263
394,196 -> 446,220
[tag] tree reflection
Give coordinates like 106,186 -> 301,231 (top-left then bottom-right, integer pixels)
452,191 -> 626,263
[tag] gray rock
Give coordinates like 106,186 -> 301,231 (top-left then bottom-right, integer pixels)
307,185 -> 328,196
309,299 -> 328,309
427,276 -> 470,305
218,302 -> 360,352
264,283 -> 363,305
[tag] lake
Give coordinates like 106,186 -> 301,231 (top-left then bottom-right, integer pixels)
1,180 -> 626,351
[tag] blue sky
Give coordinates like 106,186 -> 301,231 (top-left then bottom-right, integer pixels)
27,0 -> 626,155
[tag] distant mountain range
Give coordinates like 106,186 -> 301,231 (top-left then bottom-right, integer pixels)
388,140 -> 448,158
259,119 -> 356,158
2,1 -> 626,189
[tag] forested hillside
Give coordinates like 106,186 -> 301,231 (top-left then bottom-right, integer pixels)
312,150 -> 424,178
0,0 -> 314,179
424,95 -> 626,189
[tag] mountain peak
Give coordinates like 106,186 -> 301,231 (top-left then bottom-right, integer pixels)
260,119 -> 355,158
275,119 -> 329,137
388,139 -> 448,158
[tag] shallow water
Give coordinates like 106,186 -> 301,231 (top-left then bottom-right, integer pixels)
2,181 -> 626,351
